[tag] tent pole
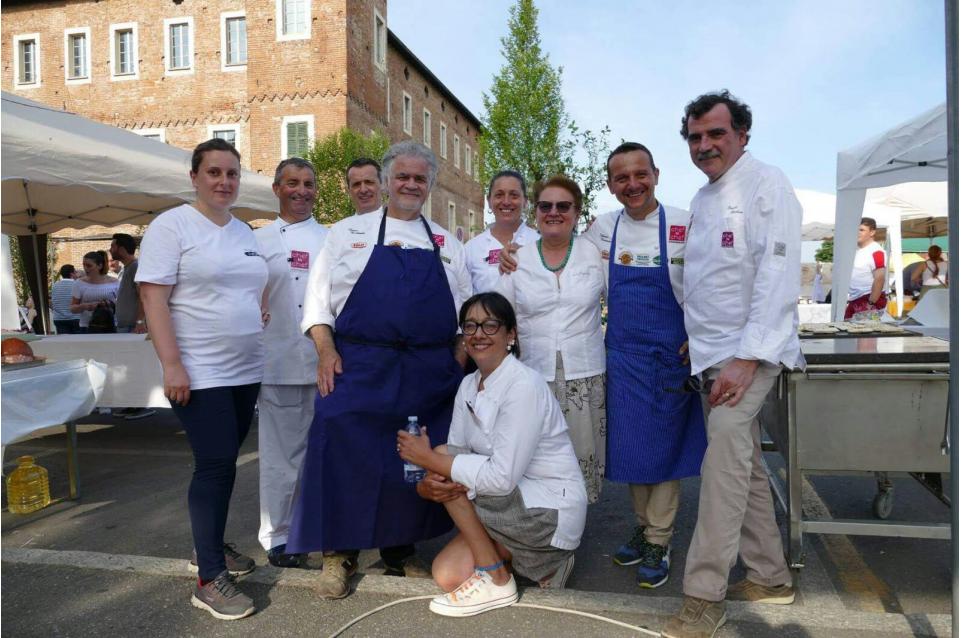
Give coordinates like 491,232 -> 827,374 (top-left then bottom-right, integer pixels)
29,231 -> 49,335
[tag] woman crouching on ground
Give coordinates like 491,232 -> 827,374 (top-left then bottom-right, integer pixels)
397,292 -> 587,618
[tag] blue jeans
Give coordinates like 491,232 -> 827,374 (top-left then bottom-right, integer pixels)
54,319 -> 80,334
171,383 -> 260,582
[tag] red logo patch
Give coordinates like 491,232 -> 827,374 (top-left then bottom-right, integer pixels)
721,231 -> 734,248
669,225 -> 686,243
432,234 -> 446,247
487,248 -> 502,264
289,250 -> 310,269
351,242 -> 367,249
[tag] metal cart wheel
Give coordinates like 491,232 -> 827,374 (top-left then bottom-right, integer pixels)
872,487 -> 894,519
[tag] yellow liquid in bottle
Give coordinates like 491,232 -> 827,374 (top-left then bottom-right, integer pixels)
6,455 -> 51,514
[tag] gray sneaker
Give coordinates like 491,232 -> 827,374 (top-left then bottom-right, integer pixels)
191,570 -> 255,620
662,596 -> 727,638
188,543 -> 256,576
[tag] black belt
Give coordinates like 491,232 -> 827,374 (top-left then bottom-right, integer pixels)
337,333 -> 456,351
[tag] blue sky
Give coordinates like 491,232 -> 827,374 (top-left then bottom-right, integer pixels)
388,0 -> 947,213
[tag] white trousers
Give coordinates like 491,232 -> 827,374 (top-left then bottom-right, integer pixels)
257,384 -> 315,551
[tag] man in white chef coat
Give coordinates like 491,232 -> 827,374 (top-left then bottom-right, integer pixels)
346,158 -> 383,215
662,91 -> 804,638
254,157 -> 329,569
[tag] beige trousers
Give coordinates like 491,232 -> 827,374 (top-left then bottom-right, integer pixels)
682,360 -> 791,602
630,480 -> 680,547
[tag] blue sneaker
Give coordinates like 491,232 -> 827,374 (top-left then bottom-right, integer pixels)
612,526 -> 647,566
636,541 -> 670,589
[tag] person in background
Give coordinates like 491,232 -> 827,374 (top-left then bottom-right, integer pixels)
291,141 -> 471,598
345,158 -> 384,215
110,233 -> 147,334
465,171 -> 539,293
845,217 -> 886,320
398,292 -> 587,617
70,250 -> 119,333
912,245 -> 948,300
583,142 -> 706,589
109,259 -> 124,278
662,90 -> 802,638
495,175 -> 607,503
137,138 -> 268,621
254,157 -> 329,569
51,264 -> 82,334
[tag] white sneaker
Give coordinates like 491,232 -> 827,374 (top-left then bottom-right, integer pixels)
429,570 -> 518,618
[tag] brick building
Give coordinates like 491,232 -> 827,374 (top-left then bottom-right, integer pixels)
2,0 -> 485,271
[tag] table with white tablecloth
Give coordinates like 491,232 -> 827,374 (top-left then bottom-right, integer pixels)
29,334 -> 166,408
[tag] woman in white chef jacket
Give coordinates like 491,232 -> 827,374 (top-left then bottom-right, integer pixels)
137,139 -> 268,621
397,292 -> 587,618
496,175 -> 606,502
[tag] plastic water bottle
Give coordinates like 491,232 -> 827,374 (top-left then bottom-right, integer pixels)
403,416 -> 426,483
6,455 -> 51,514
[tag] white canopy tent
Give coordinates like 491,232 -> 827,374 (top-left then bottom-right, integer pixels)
832,103 -> 948,320
1,91 -> 279,331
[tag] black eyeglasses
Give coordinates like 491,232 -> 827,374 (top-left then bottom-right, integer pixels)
462,319 -> 505,336
535,201 -> 575,214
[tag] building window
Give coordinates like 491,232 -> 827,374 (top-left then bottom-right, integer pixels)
207,124 -> 240,148
221,12 -> 247,70
448,201 -> 456,233
439,123 -> 447,159
164,17 -> 194,74
453,135 -> 461,168
277,0 -> 310,40
423,109 -> 431,148
110,23 -> 139,80
282,115 -> 314,159
474,152 -> 480,182
469,209 -> 476,239
402,92 -> 412,135
14,34 -> 40,87
133,128 -> 166,143
373,9 -> 387,70
465,144 -> 472,177
64,28 -> 91,83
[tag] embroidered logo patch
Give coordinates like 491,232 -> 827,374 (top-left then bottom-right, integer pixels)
441,255 -> 451,264
289,250 -> 309,269
432,234 -> 446,247
637,254 -> 651,266
487,248 -> 502,264
618,251 -> 633,265
773,241 -> 787,257
721,231 -> 734,248
600,250 -> 610,260
669,225 -> 687,243
388,240 -> 403,247
670,257 -> 685,265
652,255 -> 662,266
244,251 -> 260,257
351,242 -> 367,249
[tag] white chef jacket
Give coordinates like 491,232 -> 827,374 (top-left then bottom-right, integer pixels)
848,241 -> 886,300
582,205 -> 688,304
683,152 -> 804,375
465,224 -> 540,293
301,210 -> 472,333
449,354 -> 588,550
495,237 -> 606,382
255,217 -> 328,384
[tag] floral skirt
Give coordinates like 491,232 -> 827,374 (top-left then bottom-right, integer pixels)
547,352 -> 606,504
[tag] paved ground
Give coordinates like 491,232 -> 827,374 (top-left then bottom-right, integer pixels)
1,410 -> 953,637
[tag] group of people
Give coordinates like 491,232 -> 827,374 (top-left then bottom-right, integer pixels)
134,90 -> 803,638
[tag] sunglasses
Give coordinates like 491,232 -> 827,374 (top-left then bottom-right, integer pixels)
461,319 -> 505,336
535,201 -> 575,214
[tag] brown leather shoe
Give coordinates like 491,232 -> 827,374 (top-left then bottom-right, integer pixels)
726,578 -> 795,604
316,553 -> 355,599
661,596 -> 727,638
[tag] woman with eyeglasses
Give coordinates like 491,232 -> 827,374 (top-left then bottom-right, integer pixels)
397,292 -> 587,617
495,175 -> 606,503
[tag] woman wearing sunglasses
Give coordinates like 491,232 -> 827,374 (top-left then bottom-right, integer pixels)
495,175 -> 607,503
397,292 -> 587,617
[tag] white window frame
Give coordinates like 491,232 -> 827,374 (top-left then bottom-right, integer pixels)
64,27 -> 91,85
453,134 -> 461,168
475,152 -> 480,182
276,0 -> 311,41
448,201 -> 456,233
422,108 -> 431,148
110,22 -> 139,81
133,128 -> 166,143
402,91 -> 413,135
373,9 -> 387,70
163,17 -> 194,76
465,144 -> 472,177
13,33 -> 41,88
207,124 -> 240,148
220,11 -> 247,71
439,122 -> 447,159
386,77 -> 391,123
281,114 -> 315,159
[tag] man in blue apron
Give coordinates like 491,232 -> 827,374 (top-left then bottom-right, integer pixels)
583,143 -> 706,589
291,141 -> 472,599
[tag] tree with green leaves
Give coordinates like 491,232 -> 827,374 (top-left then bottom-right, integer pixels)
814,239 -> 833,263
479,0 -> 609,224
305,127 -> 390,225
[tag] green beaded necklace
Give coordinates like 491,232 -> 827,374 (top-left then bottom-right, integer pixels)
537,237 -> 574,272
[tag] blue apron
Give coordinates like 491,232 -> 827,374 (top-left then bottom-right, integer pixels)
287,211 -> 461,553
604,206 -> 706,484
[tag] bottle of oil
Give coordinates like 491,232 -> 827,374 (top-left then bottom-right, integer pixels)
6,455 -> 51,514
